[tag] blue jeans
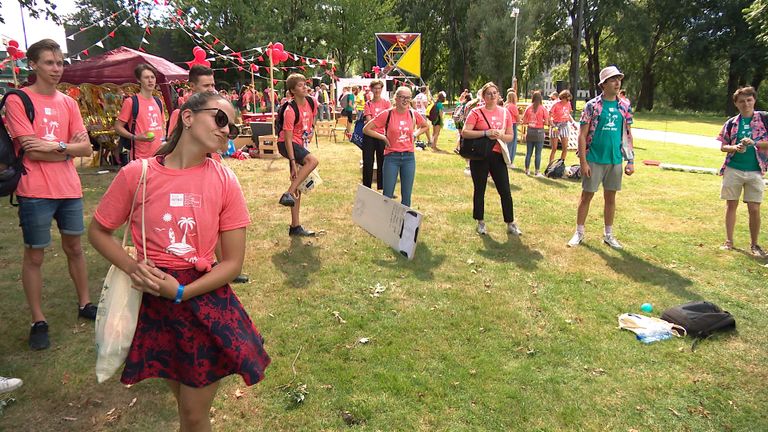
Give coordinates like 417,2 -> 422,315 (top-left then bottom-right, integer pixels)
525,140 -> 544,172
382,151 -> 416,207
506,124 -> 518,164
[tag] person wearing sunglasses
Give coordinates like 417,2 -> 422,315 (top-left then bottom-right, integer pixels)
277,73 -> 320,237
89,92 -> 270,431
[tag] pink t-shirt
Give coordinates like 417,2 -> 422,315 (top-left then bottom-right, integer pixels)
117,95 -> 166,159
363,99 -> 392,134
167,108 -> 180,136
5,87 -> 86,199
370,108 -> 428,155
522,105 -> 548,128
550,100 -> 572,123
465,106 -> 512,153
504,103 -> 519,124
94,157 -> 250,271
279,99 -> 317,146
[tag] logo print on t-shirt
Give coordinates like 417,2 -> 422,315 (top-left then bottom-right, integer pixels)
397,120 -> 410,144
605,113 -> 618,129
42,118 -> 59,141
164,213 -> 197,257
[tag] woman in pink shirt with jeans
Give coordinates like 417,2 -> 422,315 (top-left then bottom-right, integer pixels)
522,91 -> 550,176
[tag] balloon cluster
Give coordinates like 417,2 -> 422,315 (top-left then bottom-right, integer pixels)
265,42 -> 289,64
186,46 -> 210,69
5,40 -> 25,61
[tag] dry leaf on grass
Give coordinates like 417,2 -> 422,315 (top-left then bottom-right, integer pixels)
370,283 -> 387,297
128,397 -> 137,408
62,417 -> 77,422
332,311 -> 347,324
234,389 -> 245,399
668,407 -> 682,417
687,405 -> 711,418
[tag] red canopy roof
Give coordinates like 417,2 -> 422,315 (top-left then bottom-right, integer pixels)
61,47 -> 188,108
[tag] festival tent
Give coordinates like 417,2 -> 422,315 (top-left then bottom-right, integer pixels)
61,46 -> 188,109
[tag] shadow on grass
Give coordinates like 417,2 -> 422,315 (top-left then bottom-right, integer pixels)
375,242 -> 446,281
533,176 -> 568,188
271,237 -> 321,288
583,244 -> 702,300
478,234 -> 543,271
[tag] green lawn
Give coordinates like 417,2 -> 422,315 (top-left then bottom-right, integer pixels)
1,129 -> 766,431
631,111 -> 727,137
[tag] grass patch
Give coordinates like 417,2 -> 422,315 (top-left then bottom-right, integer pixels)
632,111 -> 727,137
0,130 -> 766,431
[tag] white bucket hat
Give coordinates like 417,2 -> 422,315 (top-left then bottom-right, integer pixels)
599,66 -> 624,85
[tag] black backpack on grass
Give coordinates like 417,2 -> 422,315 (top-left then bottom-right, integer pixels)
544,158 -> 565,178
661,301 -> 735,349
0,89 -> 35,204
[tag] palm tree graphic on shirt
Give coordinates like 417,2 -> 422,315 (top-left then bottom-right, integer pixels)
165,215 -> 197,256
42,118 -> 59,141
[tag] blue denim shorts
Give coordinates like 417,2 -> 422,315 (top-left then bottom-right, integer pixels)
17,197 -> 85,248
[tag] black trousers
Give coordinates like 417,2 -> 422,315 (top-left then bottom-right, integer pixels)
470,151 -> 514,222
362,135 -> 386,190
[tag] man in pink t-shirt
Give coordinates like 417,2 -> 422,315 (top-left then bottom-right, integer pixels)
276,73 -> 319,237
167,66 -> 215,136
4,39 -> 95,350
114,64 -> 166,162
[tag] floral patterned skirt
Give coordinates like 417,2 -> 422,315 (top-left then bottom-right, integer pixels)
121,268 -> 270,388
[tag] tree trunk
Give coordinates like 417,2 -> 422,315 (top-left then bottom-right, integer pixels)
568,0 -> 584,110
725,52 -> 740,116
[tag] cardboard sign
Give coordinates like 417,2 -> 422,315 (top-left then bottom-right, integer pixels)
352,185 -> 422,259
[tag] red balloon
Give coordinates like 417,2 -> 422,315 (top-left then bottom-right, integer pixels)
278,50 -> 289,62
193,50 -> 206,61
6,46 -> 17,56
7,40 -> 19,49
13,67 -> 20,74
273,42 -> 284,52
192,46 -> 204,56
13,50 -> 25,60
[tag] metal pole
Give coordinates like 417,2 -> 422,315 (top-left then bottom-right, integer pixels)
512,9 -> 519,92
19,3 -> 29,49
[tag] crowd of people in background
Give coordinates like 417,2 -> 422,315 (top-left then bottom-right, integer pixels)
3,35 -> 768,432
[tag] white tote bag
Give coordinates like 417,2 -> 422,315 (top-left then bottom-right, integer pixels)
95,159 -> 148,383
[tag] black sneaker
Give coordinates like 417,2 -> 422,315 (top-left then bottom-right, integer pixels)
289,225 -> 316,237
29,321 -> 50,351
279,192 -> 296,207
233,274 -> 249,283
78,303 -> 98,320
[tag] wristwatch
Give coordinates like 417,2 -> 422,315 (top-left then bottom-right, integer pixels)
57,141 -> 67,153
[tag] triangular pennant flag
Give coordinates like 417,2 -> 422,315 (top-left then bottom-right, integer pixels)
145,27 -> 152,35
204,31 -> 211,37
95,41 -> 103,48
138,47 -> 146,53
213,38 -> 220,45
82,49 -> 89,56
67,35 -> 75,41
257,56 -> 263,62
75,55 -> 81,61
223,45 -> 232,51
108,31 -> 115,38
64,58 -> 72,64
256,47 -> 263,53
223,68 -> 227,72
142,37 -> 149,45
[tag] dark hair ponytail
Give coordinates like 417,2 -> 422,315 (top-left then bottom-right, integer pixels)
156,92 -> 226,156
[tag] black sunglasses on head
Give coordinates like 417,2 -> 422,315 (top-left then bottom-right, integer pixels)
191,108 -> 239,139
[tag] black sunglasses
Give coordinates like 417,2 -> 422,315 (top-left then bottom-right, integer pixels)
191,108 -> 239,139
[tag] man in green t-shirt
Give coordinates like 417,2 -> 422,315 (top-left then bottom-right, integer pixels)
716,86 -> 768,257
568,66 -> 635,249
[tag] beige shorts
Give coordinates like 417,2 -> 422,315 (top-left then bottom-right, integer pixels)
720,167 -> 764,203
582,162 -> 623,192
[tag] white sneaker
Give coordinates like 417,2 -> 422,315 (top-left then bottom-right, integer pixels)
476,221 -> 487,235
535,172 -> 545,178
603,234 -> 623,249
0,376 -> 23,394
567,231 -> 584,247
507,222 -> 523,236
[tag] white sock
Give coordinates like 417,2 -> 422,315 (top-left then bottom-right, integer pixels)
576,225 -> 585,235
604,225 -> 613,236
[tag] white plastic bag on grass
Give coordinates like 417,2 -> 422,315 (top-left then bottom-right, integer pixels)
618,313 -> 686,344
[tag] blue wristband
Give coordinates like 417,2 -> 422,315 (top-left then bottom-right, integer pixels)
174,284 -> 185,304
